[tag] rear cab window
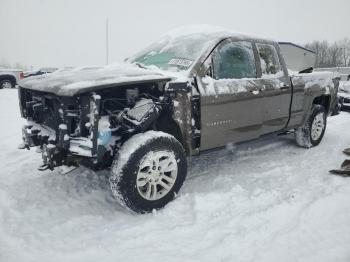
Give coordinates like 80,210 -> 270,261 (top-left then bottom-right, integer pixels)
256,43 -> 283,77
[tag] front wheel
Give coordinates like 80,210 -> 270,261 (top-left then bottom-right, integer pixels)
295,104 -> 327,148
110,131 -> 187,213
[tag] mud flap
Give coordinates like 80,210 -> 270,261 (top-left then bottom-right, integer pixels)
329,159 -> 350,177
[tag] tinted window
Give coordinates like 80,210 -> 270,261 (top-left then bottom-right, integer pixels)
256,43 -> 282,76
212,41 -> 256,80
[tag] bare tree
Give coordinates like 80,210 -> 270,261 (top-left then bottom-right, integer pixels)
305,41 -> 330,68
328,43 -> 342,67
338,38 -> 350,66
305,38 -> 350,68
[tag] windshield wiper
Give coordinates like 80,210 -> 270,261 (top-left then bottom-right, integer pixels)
134,62 -> 147,69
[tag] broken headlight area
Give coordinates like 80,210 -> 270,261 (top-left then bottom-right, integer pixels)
19,88 -> 165,171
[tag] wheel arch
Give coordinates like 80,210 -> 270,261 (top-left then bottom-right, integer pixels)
155,114 -> 188,154
312,95 -> 331,114
110,130 -> 188,213
0,74 -> 16,86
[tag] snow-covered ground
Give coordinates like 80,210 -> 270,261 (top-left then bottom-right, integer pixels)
1,88 -> 350,262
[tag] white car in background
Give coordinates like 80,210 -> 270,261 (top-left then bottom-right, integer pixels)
337,80 -> 350,112
339,80 -> 350,93
0,68 -> 24,89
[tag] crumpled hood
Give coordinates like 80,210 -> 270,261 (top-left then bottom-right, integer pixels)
20,63 -> 178,96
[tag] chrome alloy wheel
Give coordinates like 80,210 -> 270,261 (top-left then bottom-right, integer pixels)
311,112 -> 325,141
136,151 -> 178,201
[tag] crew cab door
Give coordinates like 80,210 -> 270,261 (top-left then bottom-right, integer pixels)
198,39 -> 264,151
255,43 -> 292,134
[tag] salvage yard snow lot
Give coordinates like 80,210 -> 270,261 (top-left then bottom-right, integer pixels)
1,89 -> 350,262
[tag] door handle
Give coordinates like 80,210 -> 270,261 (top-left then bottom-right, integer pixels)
280,85 -> 289,90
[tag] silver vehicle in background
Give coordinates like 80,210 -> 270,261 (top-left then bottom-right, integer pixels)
0,68 -> 24,88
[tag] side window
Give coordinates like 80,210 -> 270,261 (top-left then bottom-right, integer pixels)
212,41 -> 256,80
256,43 -> 282,76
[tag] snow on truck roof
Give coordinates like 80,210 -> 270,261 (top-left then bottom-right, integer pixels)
162,24 -> 273,42
131,25 -> 275,61
129,25 -> 275,73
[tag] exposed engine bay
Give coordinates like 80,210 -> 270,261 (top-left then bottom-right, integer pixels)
18,80 -> 199,171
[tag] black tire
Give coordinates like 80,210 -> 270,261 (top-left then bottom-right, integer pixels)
0,79 -> 14,89
295,104 -> 327,148
110,131 -> 187,213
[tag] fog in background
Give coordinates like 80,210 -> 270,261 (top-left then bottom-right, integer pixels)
0,0 -> 349,69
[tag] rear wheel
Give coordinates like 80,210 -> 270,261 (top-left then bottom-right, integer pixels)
0,80 -> 14,89
295,104 -> 326,148
109,131 -> 187,213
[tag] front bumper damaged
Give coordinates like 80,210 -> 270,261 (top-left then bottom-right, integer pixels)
20,124 -> 73,171
19,124 -> 56,149
19,89 -> 163,171
19,94 -> 103,171
39,144 -> 65,171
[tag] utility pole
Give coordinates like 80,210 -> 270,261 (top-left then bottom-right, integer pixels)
106,18 -> 109,65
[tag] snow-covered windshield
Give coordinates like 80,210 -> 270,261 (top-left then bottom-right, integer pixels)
129,34 -> 215,72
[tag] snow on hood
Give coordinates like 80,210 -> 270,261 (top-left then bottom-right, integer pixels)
20,62 -> 186,96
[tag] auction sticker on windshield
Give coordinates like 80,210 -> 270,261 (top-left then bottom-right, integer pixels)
168,58 -> 193,67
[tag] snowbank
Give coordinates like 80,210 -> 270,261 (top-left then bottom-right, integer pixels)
1,89 -> 350,262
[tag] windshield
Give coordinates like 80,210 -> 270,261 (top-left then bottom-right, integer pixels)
129,33 -> 215,72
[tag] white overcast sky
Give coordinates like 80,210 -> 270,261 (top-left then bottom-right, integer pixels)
0,0 -> 349,69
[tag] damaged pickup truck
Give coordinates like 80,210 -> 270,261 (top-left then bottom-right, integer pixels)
18,26 -> 339,213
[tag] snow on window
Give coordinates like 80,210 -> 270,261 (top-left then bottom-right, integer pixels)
200,76 -> 259,96
256,43 -> 282,76
212,41 -> 257,80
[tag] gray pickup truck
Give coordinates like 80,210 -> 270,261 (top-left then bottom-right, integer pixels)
18,26 -> 339,213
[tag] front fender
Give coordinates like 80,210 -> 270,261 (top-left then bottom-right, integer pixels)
167,82 -> 193,155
